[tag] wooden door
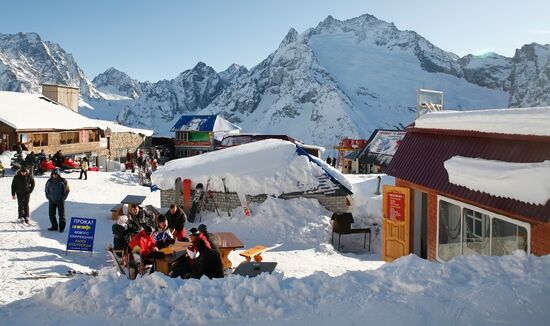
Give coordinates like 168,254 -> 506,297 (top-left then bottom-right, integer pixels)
382,185 -> 411,262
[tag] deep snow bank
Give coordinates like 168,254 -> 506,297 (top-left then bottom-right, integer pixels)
17,252 -> 549,325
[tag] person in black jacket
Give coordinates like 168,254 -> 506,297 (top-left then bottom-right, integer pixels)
189,235 -> 224,279
52,150 -> 64,167
127,204 -> 154,234
11,167 -> 35,223
198,224 -> 219,253
165,204 -> 187,241
112,215 -> 131,251
24,151 -> 36,176
45,168 -> 70,232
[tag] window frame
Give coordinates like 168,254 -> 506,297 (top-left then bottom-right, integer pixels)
60,131 -> 80,145
32,133 -> 49,147
436,195 -> 530,262
87,130 -> 100,142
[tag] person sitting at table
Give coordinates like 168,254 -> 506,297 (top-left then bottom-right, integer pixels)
165,204 -> 187,241
153,214 -> 175,249
187,233 -> 224,279
198,224 -> 220,253
128,204 -> 155,233
112,215 -> 131,252
170,228 -> 208,278
129,229 -> 165,261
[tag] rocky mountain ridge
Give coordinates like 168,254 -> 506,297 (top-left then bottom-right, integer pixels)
0,14 -> 548,149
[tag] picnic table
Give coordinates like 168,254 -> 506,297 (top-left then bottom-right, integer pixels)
212,232 -> 244,270
154,240 -> 191,275
153,232 -> 244,275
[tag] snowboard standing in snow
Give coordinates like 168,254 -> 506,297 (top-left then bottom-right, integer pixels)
188,183 -> 204,223
174,177 -> 182,205
183,179 -> 192,211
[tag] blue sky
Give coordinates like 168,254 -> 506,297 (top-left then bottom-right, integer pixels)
1,0 -> 548,82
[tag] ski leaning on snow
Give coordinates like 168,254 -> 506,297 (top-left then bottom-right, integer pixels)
222,177 -> 231,217
197,178 -> 211,222
237,191 -> 251,217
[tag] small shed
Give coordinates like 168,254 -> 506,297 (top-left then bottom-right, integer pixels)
383,107 -> 550,262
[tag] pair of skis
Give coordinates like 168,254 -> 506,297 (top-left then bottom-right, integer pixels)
17,269 -> 98,280
13,219 -> 36,227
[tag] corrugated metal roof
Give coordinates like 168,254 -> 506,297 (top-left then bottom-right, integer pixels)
171,115 -> 217,132
386,128 -> 550,222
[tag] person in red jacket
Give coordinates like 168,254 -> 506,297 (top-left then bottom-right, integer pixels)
128,230 -> 165,260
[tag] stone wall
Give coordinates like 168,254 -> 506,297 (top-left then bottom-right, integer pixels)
101,132 -> 148,160
160,189 -> 349,215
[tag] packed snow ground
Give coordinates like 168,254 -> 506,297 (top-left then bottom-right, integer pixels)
0,170 -> 548,325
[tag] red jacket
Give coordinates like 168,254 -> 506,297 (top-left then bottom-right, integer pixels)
129,230 -> 157,258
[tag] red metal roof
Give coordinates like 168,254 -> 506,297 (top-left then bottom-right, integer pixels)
386,128 -> 550,222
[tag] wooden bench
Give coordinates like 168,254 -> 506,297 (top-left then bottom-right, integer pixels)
106,247 -> 127,276
111,203 -> 124,220
239,245 -> 268,262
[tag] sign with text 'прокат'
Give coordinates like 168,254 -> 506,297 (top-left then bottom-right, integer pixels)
66,217 -> 96,254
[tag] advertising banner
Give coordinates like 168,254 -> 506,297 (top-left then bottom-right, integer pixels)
66,217 -> 96,254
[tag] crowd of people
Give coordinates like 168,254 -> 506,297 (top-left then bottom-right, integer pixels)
126,147 -> 169,186
112,204 -> 224,280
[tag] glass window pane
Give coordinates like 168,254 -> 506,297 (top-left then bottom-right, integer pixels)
491,218 -> 528,256
462,208 -> 490,256
438,200 -> 462,261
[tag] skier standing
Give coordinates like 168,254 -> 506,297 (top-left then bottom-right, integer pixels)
11,166 -> 35,223
45,168 -> 70,232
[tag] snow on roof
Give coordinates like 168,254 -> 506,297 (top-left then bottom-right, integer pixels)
170,114 -> 241,132
152,139 -> 351,195
89,119 -> 153,136
0,91 -> 103,130
444,156 -> 550,206
415,107 -> 550,136
0,91 -> 152,135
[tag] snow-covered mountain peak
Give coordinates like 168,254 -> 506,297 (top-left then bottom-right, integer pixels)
509,42 -> 550,107
219,63 -> 248,83
1,14 -> 549,150
279,28 -> 300,48
92,67 -> 142,99
0,32 -> 100,97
